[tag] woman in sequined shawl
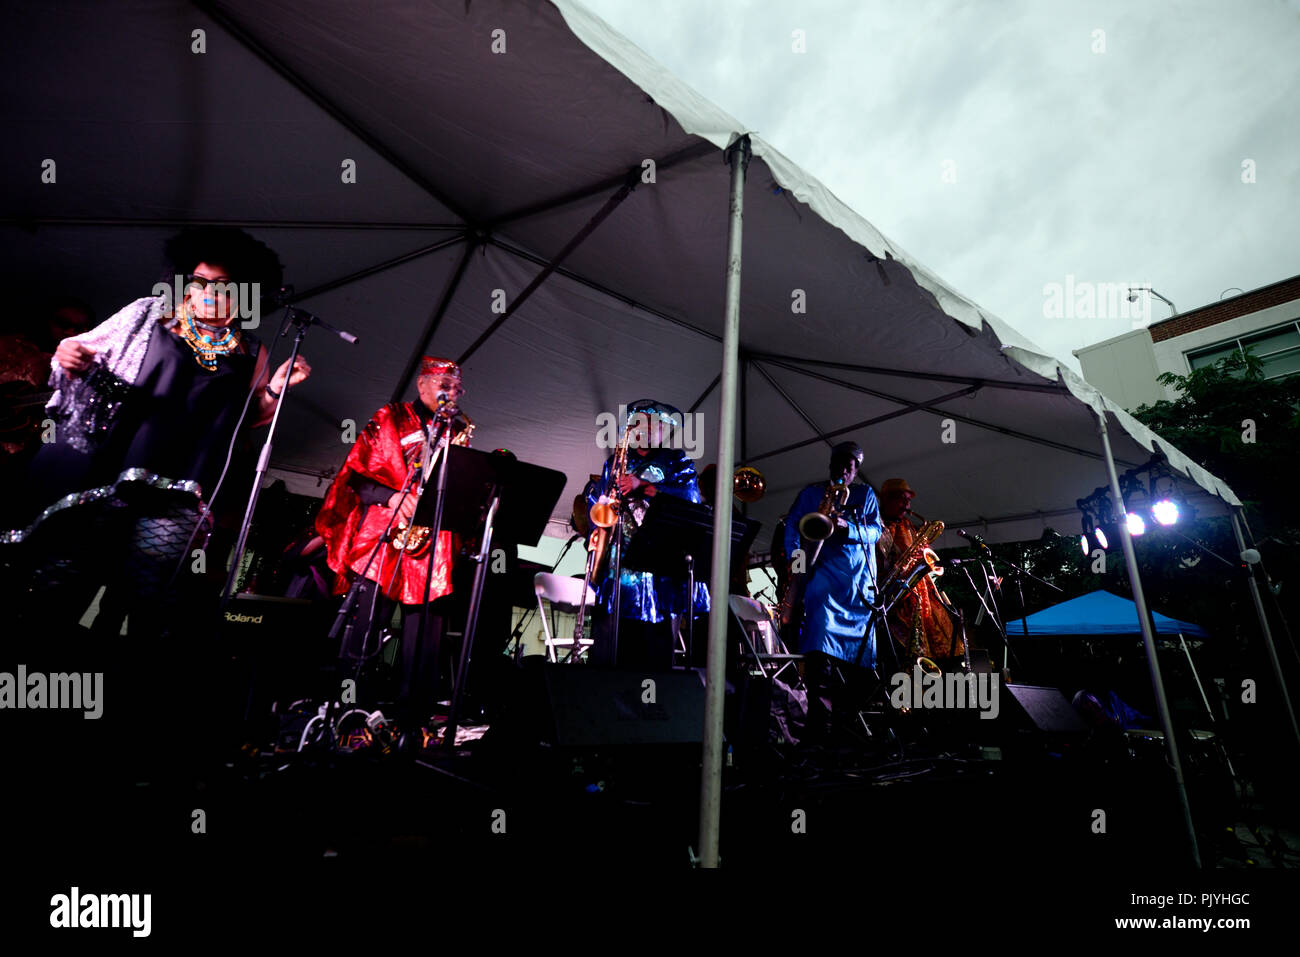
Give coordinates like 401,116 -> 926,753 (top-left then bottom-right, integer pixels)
585,399 -> 709,670
9,227 -> 310,637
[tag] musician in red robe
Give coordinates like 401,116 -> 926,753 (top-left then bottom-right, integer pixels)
316,356 -> 472,728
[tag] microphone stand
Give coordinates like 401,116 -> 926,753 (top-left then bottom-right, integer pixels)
412,409 -> 452,740
1001,553 -> 1058,680
220,304 -> 356,607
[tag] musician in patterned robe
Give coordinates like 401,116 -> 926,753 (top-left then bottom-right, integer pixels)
316,356 -> 471,724
875,478 -> 962,661
585,399 -> 709,671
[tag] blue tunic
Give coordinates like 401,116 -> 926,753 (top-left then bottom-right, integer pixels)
586,446 -> 711,623
783,483 -> 883,667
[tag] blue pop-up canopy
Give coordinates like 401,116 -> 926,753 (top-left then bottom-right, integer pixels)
1005,589 -> 1209,638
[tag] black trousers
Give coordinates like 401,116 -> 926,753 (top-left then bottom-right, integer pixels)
803,650 -> 879,744
338,576 -> 445,729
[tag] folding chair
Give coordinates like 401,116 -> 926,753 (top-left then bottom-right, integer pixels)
533,572 -> 596,662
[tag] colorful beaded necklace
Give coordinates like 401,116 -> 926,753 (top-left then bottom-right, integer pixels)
178,302 -> 241,371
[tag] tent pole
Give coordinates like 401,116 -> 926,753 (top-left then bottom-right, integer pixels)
491,237 -> 722,345
746,351 -> 1067,395
745,382 -> 979,463
698,134 -> 750,869
1230,509 -> 1300,751
457,173 -> 642,364
391,234 -> 481,403
751,360 -> 833,451
1236,510 -> 1300,663
687,373 -> 722,414
763,355 -> 1140,467
1097,411 -> 1201,867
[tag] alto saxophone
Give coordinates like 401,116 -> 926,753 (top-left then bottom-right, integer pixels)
391,406 -> 475,555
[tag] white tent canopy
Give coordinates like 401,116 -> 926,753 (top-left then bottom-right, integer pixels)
2,0 -> 1241,550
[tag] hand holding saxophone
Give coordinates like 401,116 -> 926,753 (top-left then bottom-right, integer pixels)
613,473 -> 655,496
386,489 -> 418,523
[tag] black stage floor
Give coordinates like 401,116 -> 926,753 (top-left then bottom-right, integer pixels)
4,625 -> 1297,940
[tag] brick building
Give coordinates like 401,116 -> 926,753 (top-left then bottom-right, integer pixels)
1073,275 -> 1300,411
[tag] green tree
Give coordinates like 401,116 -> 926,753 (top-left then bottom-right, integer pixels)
935,351 -> 1297,674
1132,350 -> 1300,539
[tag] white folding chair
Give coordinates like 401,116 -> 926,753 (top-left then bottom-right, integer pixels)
729,594 -> 800,682
533,572 -> 597,662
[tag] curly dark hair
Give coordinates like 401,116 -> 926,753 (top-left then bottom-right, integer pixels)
162,226 -> 284,294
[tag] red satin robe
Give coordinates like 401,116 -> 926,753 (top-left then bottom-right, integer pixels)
316,402 -> 470,605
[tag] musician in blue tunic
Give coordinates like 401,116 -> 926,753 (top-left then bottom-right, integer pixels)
585,399 -> 709,670
782,441 -> 883,742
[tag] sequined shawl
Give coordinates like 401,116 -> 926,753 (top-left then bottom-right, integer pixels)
45,295 -> 168,452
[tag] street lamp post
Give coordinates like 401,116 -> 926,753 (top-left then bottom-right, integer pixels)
1127,285 -> 1177,324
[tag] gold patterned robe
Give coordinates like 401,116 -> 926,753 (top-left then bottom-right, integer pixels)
876,519 -> 963,660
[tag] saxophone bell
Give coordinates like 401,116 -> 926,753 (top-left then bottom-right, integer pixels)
797,480 -> 851,541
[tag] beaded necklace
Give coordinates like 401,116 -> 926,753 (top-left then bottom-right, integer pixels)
177,302 -> 241,371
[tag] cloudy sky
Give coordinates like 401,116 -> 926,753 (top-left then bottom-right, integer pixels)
579,0 -> 1300,370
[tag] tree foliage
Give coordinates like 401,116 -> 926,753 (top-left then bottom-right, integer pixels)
936,350 -> 1297,666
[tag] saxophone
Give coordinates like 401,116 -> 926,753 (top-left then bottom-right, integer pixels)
391,407 -> 475,555
879,516 -> 945,676
777,480 -> 852,628
572,423 -> 634,647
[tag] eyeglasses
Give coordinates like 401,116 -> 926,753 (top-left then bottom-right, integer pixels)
184,274 -> 234,291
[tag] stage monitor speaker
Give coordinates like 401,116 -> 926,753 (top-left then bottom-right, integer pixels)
220,594 -> 334,718
1003,684 -> 1088,734
541,666 -> 705,748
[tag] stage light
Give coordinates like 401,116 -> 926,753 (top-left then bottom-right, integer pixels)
1080,534 -> 1090,556
1094,527 -> 1109,550
1126,512 -> 1146,537
1152,499 -> 1179,526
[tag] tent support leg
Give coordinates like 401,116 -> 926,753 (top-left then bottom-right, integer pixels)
1097,411 -> 1201,867
1230,509 -> 1300,752
698,135 -> 749,869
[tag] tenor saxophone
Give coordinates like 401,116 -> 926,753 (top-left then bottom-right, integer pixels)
572,422 -> 634,647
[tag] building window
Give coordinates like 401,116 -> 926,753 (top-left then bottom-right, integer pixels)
1186,320 -> 1300,379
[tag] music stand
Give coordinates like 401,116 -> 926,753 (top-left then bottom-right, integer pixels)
423,447 -> 564,749
623,495 -> 759,664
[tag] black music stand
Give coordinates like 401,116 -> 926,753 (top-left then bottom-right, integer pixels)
426,447 -> 565,749
623,495 -> 759,665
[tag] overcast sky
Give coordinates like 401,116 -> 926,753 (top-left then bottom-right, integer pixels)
579,0 -> 1300,370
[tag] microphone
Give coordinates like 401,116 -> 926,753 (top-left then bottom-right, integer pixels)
959,529 -> 992,553
282,304 -> 359,345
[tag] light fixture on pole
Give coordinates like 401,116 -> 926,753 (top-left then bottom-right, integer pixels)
1126,285 -> 1177,323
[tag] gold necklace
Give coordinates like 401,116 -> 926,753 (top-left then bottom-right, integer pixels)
178,303 -> 240,371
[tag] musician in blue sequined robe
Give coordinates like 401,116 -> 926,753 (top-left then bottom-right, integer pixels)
585,400 -> 709,669
783,442 -> 883,741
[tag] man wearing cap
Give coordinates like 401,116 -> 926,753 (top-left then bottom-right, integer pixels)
782,441 -> 883,744
316,356 -> 472,722
585,399 -> 709,671
876,478 -> 960,662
